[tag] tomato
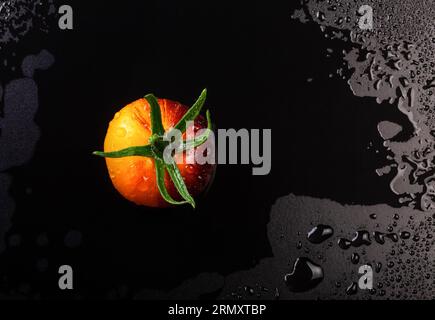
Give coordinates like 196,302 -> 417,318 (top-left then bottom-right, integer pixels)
100,95 -> 215,208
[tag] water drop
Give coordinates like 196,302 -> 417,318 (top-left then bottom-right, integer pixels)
338,238 -> 352,249
400,231 -> 411,239
351,252 -> 360,264
386,233 -> 399,242
375,262 -> 382,273
284,257 -> 324,292
373,231 -> 385,244
316,11 -> 325,21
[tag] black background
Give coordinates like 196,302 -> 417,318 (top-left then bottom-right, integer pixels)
0,1 -> 412,298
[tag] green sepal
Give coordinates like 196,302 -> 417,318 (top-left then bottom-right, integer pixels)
93,145 -> 153,158
165,161 -> 196,208
144,94 -> 165,136
154,158 -> 188,206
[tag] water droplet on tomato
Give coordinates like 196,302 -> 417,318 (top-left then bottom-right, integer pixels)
114,112 -> 120,119
116,127 -> 127,138
184,164 -> 194,172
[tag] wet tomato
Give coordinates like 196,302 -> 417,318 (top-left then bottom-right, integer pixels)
95,90 -> 215,208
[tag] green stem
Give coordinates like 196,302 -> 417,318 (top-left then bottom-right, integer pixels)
93,145 -> 153,158
145,94 -> 165,136
155,158 -> 188,206
171,89 -> 207,134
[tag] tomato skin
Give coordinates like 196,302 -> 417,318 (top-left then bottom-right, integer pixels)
104,98 -> 215,208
